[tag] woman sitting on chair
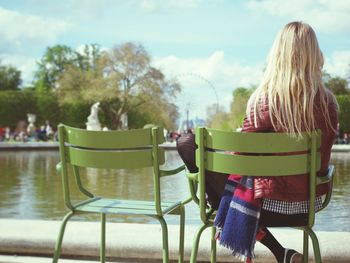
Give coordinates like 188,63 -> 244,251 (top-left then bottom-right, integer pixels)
177,21 -> 338,263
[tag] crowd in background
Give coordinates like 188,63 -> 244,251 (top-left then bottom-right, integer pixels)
0,120 -> 56,142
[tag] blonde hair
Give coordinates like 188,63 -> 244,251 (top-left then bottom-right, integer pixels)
248,21 -> 335,136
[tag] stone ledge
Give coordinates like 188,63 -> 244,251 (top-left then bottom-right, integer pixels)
1,219 -> 350,262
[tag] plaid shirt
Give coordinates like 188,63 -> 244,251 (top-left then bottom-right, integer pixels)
262,197 -> 323,214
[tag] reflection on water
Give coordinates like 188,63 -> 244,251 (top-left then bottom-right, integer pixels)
317,152 -> 350,231
0,150 -> 349,231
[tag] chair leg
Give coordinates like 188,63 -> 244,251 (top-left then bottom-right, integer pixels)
178,206 -> 185,263
306,227 -> 322,263
101,213 -> 106,263
190,223 -> 210,263
52,211 -> 74,263
210,226 -> 217,263
155,216 -> 169,263
303,229 -> 309,263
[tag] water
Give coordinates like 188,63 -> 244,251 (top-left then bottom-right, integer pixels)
0,150 -> 349,231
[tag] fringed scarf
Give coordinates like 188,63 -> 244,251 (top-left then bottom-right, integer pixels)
214,174 -> 263,262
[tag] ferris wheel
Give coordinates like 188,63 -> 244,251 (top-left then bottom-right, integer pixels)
174,72 -> 219,132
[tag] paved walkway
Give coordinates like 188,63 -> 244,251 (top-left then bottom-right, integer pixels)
0,219 -> 349,263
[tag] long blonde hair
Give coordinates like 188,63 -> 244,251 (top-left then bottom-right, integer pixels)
248,21 -> 335,136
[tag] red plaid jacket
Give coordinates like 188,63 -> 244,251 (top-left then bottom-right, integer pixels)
242,90 -> 338,202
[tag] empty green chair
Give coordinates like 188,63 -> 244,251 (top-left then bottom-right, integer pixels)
53,124 -> 186,263
186,127 -> 334,263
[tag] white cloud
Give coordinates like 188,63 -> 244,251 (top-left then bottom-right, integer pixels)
0,6 -> 71,85
0,7 -> 70,52
154,51 -> 263,119
324,50 -> 350,78
168,0 -> 200,9
247,0 -> 350,33
140,0 -> 159,13
139,0 -> 200,13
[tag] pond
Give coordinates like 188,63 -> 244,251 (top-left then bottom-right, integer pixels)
0,150 -> 349,231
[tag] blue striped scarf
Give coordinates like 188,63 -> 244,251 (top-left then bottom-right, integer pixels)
214,175 -> 262,261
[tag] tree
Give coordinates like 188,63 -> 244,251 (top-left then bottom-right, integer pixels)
336,95 -> 350,134
57,42 -> 181,130
323,72 -> 349,95
229,86 -> 255,129
205,86 -> 256,130
206,104 -> 230,130
34,44 -> 101,92
0,61 -> 21,91
76,43 -> 101,71
100,42 -> 181,129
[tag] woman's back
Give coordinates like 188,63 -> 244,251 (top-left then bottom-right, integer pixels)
242,22 -> 339,201
242,89 -> 338,201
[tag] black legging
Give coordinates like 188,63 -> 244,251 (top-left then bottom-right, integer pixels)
176,133 -> 229,210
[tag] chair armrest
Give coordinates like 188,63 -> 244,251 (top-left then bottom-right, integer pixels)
317,165 -> 335,211
181,196 -> 193,205
316,165 -> 334,185
186,171 -> 200,205
186,171 -> 198,181
160,164 -> 185,177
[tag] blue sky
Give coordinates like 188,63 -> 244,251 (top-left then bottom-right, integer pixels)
1,0 -> 350,120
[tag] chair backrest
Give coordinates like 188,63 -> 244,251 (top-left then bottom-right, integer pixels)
194,127 -> 321,226
57,124 -> 165,213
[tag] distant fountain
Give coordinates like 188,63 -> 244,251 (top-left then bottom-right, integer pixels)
86,102 -> 101,131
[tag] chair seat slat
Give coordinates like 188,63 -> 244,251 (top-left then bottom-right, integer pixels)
75,198 -> 181,215
90,198 -> 176,206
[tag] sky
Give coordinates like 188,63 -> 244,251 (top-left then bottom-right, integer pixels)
0,0 -> 350,121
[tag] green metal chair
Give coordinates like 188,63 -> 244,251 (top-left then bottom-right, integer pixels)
186,127 -> 334,263
53,124 -> 186,263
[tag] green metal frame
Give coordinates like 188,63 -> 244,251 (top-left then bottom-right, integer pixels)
53,124 -> 187,263
186,127 -> 334,263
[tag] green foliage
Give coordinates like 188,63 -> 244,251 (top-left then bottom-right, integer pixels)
206,104 -> 231,130
34,45 -> 76,91
0,90 -> 91,129
133,100 -> 179,130
98,42 -> 181,129
3,42 -> 181,130
0,62 -> 22,91
35,91 -> 61,127
127,109 -> 154,129
56,42 -> 181,130
34,44 -> 102,92
323,72 -> 349,95
336,95 -> 350,133
76,43 -> 101,71
230,87 -> 255,129
205,86 -> 255,131
60,101 -> 91,128
0,90 -> 37,128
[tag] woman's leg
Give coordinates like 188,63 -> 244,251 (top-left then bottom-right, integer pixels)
259,210 -> 307,262
260,210 -> 308,227
259,227 -> 285,262
176,133 -> 228,210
